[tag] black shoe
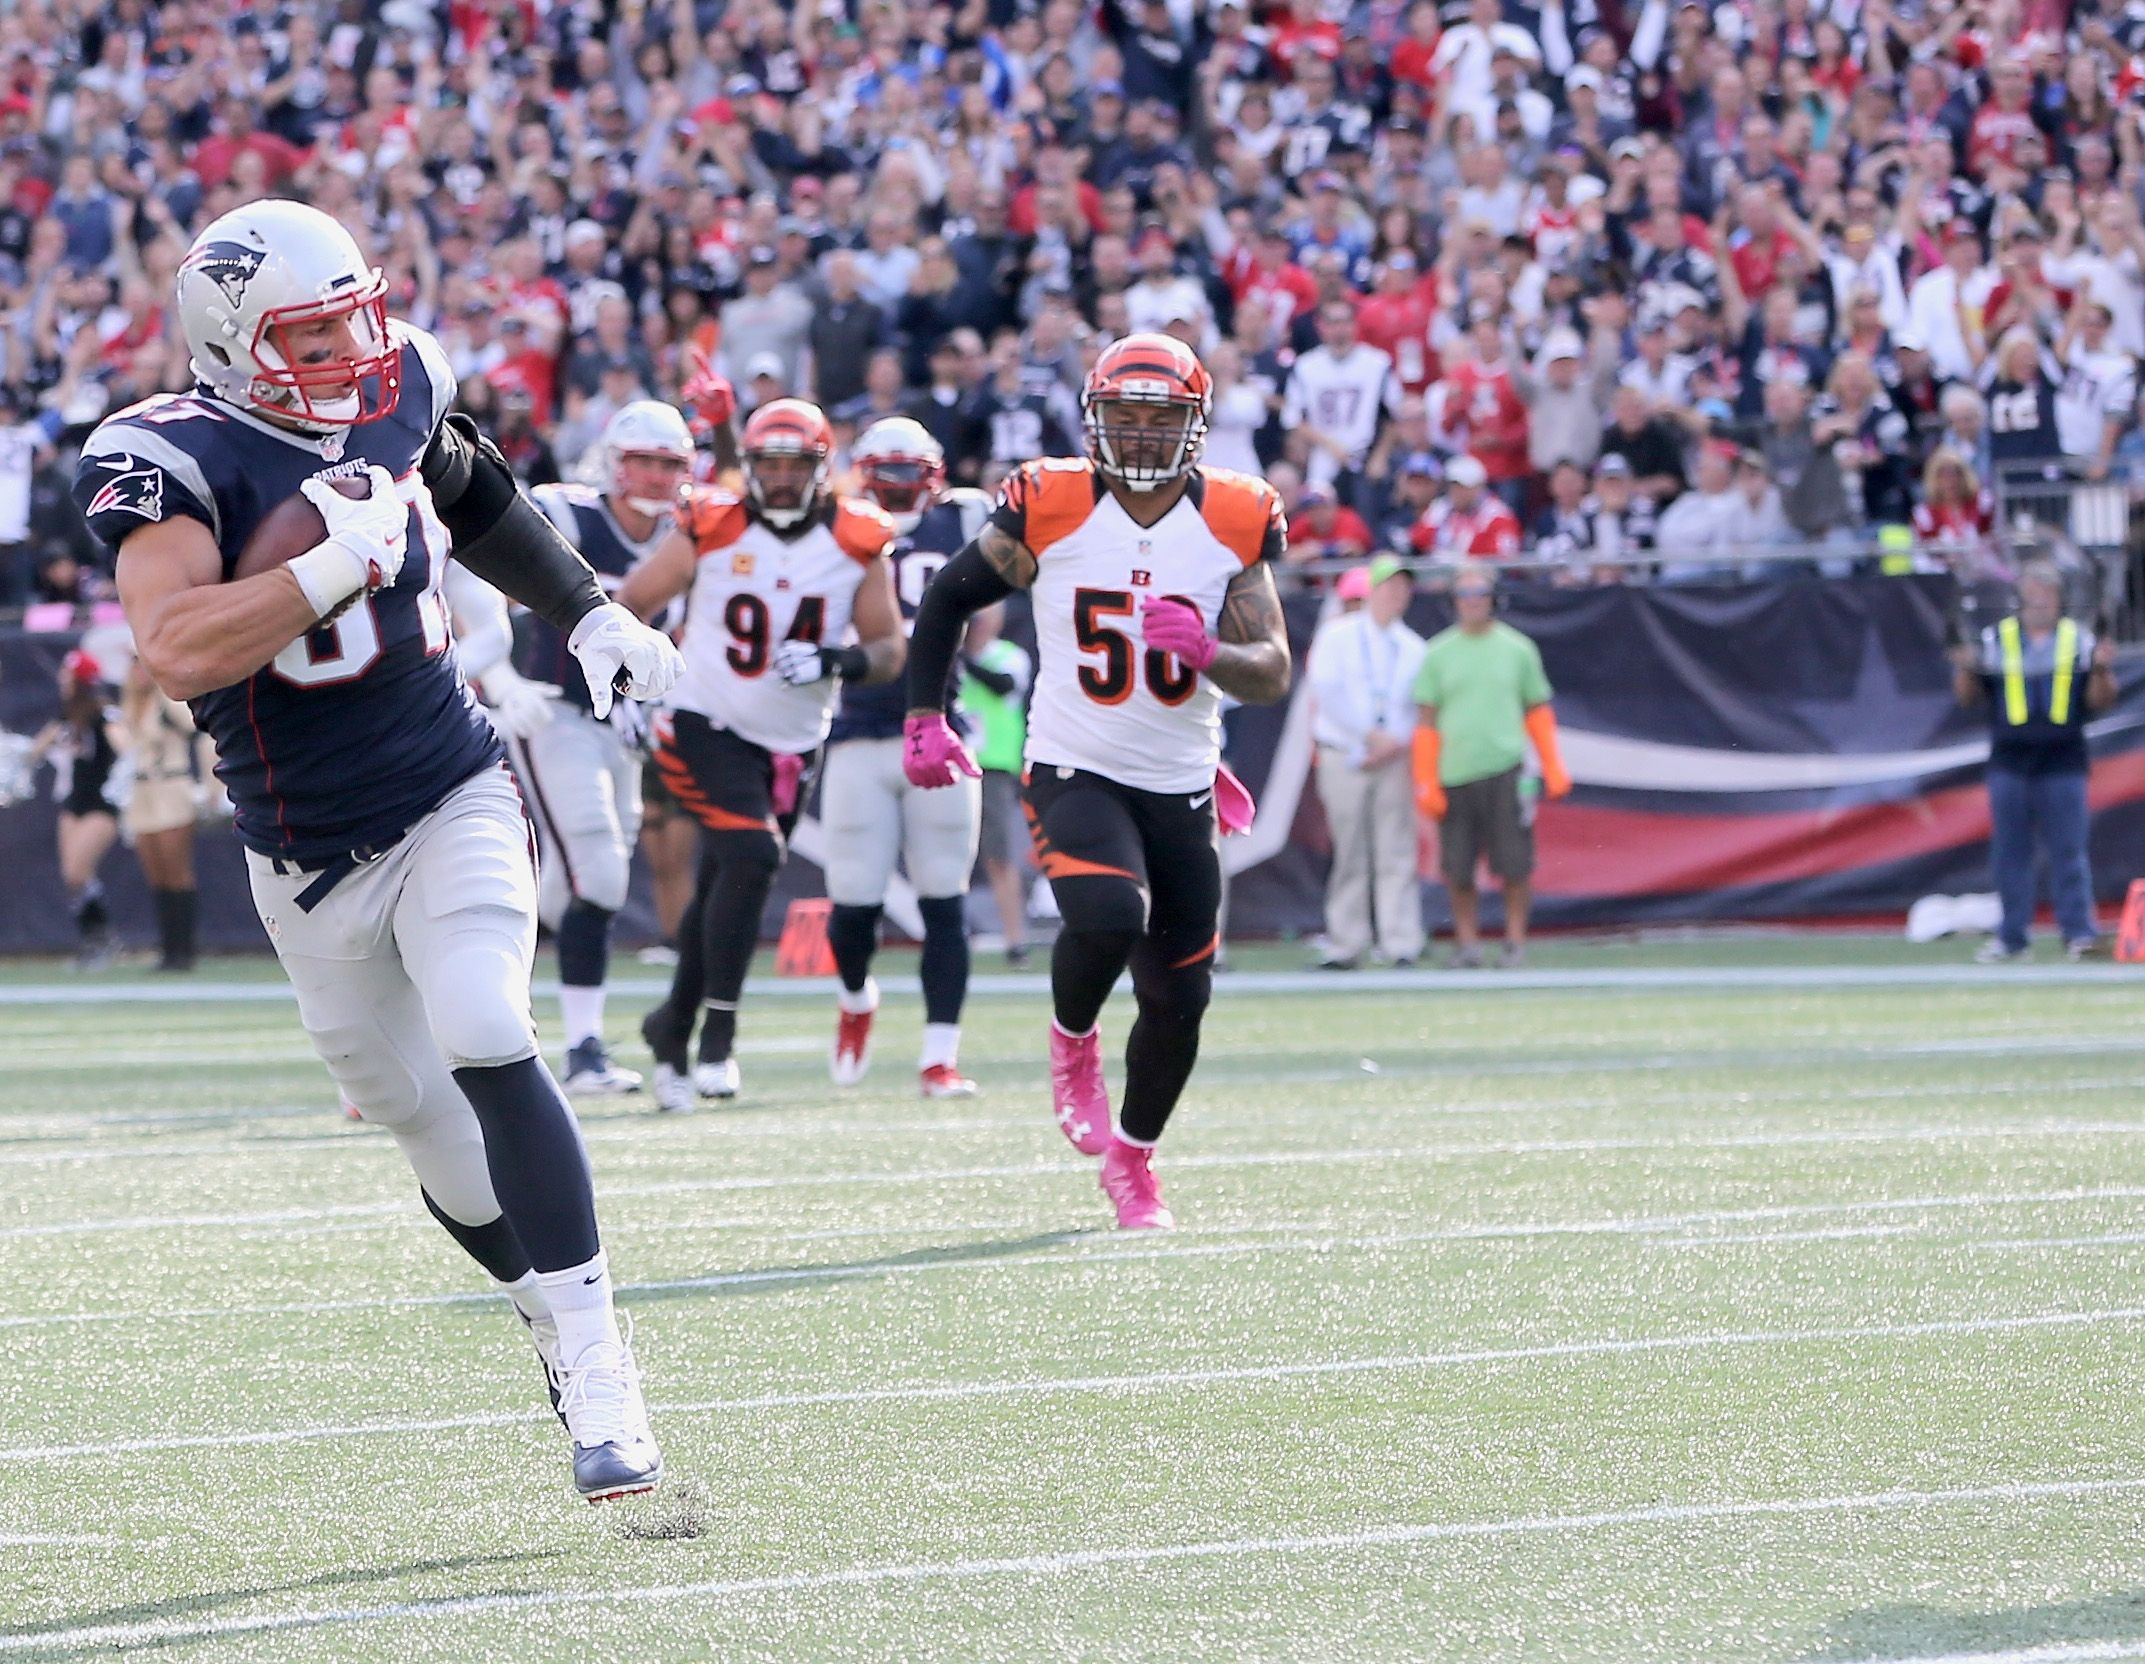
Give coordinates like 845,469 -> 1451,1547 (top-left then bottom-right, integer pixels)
1005,943 -> 1031,969
1315,955 -> 1359,971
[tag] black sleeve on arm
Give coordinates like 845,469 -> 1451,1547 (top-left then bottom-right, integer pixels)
421,414 -> 605,631
961,655 -> 1018,697
905,542 -> 1016,713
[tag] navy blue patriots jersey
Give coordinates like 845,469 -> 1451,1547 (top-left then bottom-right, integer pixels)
519,483 -> 668,712
829,490 -> 988,743
72,325 -> 503,863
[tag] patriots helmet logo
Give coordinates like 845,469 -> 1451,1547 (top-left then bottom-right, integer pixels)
85,458 -> 164,522
179,239 -> 268,311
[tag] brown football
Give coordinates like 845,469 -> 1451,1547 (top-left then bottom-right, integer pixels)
233,474 -> 372,585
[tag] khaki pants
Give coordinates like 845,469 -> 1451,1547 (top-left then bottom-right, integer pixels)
1318,746 -> 1423,962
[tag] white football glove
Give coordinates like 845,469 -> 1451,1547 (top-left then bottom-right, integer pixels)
773,639 -> 830,686
474,664 -> 560,739
568,601 -> 684,720
288,466 -> 407,619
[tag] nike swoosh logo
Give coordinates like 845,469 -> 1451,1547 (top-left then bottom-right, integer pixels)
582,1275 -> 603,1286
1189,791 -> 1213,808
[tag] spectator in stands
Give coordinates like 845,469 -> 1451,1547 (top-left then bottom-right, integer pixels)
1312,554 -> 1427,970
809,251 -> 887,413
2054,300 -> 2138,479
1516,329 -> 1611,480
719,247 -> 813,396
1287,485 -> 1374,563
1952,561 -> 2116,963
1912,449 -> 1994,565
1284,298 -> 1397,502
1376,454 -> 1443,553
1411,561 -> 1569,969
1412,455 -> 1522,560
1986,329 -> 2066,473
1597,385 -> 1688,508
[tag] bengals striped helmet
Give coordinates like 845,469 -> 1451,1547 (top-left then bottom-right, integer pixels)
740,398 -> 833,528
853,416 -> 946,534
1081,333 -> 1212,491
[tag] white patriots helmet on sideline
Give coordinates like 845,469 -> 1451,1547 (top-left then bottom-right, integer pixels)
174,200 -> 401,432
601,400 -> 695,517
852,416 -> 947,534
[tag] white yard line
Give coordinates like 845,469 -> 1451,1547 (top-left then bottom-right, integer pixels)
1842,1645 -> 2145,1664
0,1533 -> 122,1547
6,1304 -> 2145,1464
12,1123 -> 2145,1240
3,1476 -> 2141,1652
9,1183 -> 2145,1333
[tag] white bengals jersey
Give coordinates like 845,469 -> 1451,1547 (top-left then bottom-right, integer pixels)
668,487 -> 896,754
995,458 -> 1285,794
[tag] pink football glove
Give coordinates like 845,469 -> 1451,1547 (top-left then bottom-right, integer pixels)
770,752 -> 805,818
903,713 -> 981,788
1215,763 -> 1256,836
681,344 -> 737,439
1141,595 -> 1217,672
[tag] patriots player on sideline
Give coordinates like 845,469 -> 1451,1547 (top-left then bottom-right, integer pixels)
515,401 -> 693,1094
903,334 -> 1293,1230
73,200 -> 681,1501
619,399 -> 905,1111
822,418 -> 991,1097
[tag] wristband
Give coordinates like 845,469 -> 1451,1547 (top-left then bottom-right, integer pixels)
286,539 -> 371,620
824,645 -> 870,680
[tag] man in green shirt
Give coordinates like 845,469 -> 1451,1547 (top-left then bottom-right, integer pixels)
960,604 -> 1035,967
1410,562 -> 1571,967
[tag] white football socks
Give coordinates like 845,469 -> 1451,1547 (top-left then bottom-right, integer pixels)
838,976 -> 880,1016
558,986 -> 605,1051
920,1022 -> 961,1070
498,1269 -> 551,1329
537,1250 -> 623,1368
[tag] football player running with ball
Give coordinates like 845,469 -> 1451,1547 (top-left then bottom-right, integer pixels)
903,334 -> 1293,1229
618,399 -> 905,1109
456,401 -> 695,1096
822,417 -> 993,1097
75,201 -> 680,1501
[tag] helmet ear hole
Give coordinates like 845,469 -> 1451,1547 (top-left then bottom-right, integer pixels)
205,344 -> 231,367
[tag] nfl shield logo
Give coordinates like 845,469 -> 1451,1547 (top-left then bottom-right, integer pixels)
731,551 -> 755,576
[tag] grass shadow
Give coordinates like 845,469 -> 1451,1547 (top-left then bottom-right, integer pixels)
1805,1589 -> 2145,1660
622,1228 -> 1103,1303
0,1548 -> 567,1653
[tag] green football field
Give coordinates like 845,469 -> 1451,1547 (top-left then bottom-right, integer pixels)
12,947 -> 2145,1662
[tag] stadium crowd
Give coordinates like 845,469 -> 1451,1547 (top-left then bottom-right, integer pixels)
0,0 -> 2140,604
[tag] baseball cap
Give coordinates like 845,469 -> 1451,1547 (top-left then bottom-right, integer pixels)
1092,78 -> 1125,99
1594,453 -> 1632,477
747,244 -> 779,266
1446,455 -> 1488,488
1892,327 -> 1928,353
746,351 -> 785,380
1300,482 -> 1338,506
565,218 -> 606,247
791,175 -> 824,197
1335,566 -> 1372,601
1367,553 -> 1410,585
1609,136 -> 1647,162
1567,66 -> 1604,90
1542,330 -> 1583,363
1400,451 -> 1443,477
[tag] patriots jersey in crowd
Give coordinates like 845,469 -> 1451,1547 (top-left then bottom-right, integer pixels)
521,482 -> 668,712
828,488 -> 990,743
71,325 -> 502,864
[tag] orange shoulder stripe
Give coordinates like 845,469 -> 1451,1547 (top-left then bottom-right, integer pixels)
1197,468 -> 1280,569
832,497 -> 898,566
1009,459 -> 1099,557
682,488 -> 748,554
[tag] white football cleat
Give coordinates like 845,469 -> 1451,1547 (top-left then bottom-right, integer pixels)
561,1038 -> 642,1096
554,1330 -> 662,1503
650,1063 -> 695,1114
695,1058 -> 740,1099
832,1005 -> 874,1085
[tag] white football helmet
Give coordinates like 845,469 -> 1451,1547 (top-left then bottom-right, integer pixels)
176,200 -> 399,431
601,400 -> 694,517
852,416 -> 946,534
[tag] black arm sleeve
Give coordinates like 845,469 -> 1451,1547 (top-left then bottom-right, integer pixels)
421,414 -> 605,631
905,542 -> 1017,713
961,656 -> 1019,698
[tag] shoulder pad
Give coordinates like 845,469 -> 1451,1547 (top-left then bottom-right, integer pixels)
946,486 -> 992,544
1197,467 -> 1285,568
681,486 -> 749,553
998,457 -> 1099,557
393,322 -> 459,436
833,496 -> 899,564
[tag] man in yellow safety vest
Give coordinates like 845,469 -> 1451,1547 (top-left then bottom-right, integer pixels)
1951,559 -> 2119,962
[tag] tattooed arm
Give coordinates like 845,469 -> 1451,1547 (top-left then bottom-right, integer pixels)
1201,560 -> 1293,705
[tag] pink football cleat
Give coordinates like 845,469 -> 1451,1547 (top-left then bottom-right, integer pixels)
1100,1139 -> 1175,1230
1048,1020 -> 1113,1155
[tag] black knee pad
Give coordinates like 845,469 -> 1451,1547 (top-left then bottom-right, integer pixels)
556,898 -> 615,989
916,894 -> 967,938
1051,873 -> 1149,938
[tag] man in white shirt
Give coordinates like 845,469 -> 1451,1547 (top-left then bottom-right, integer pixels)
1907,223 -> 1996,384
2043,197 -> 2145,360
1283,298 -> 1399,496
1123,229 -> 1216,349
2055,300 -> 2138,474
1311,556 -> 1427,969
1432,0 -> 1543,140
